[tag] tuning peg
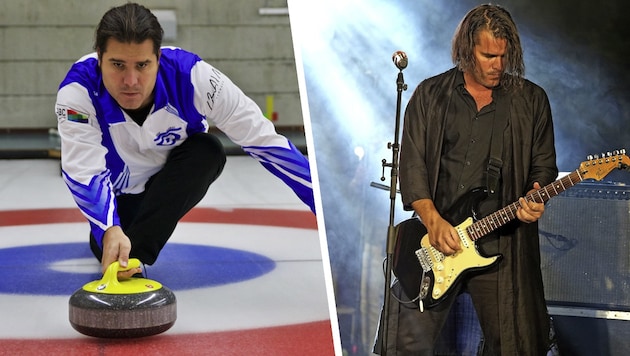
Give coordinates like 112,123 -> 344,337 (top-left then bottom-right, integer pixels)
587,155 -> 594,160
621,149 -> 626,155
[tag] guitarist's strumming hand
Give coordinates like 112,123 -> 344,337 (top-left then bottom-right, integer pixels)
516,182 -> 545,223
411,199 -> 461,255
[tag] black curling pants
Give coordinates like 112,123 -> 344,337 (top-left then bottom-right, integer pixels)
90,133 -> 226,265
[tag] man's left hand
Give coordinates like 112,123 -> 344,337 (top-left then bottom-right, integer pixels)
516,182 -> 545,223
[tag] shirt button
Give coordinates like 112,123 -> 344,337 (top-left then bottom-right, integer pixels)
465,161 -> 471,166
459,184 -> 465,190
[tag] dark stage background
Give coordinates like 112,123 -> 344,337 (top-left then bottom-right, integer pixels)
290,0 -> 630,354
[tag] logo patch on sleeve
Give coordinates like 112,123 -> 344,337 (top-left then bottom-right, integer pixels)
67,109 -> 89,123
57,105 -> 90,124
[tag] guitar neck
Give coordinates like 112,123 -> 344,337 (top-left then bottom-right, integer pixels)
467,169 -> 583,240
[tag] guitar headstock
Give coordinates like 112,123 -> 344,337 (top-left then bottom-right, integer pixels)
579,149 -> 629,181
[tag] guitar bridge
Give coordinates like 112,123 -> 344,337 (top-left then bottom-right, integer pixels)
415,247 -> 432,272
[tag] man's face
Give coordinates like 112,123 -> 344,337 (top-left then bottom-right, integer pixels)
470,30 -> 506,89
98,38 -> 160,110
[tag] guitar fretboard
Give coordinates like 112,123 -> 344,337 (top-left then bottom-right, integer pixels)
466,169 -> 583,240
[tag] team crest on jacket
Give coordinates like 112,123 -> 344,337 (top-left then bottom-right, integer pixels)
154,127 -> 183,146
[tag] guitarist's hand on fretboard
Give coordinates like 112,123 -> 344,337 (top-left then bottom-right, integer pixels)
516,182 -> 545,223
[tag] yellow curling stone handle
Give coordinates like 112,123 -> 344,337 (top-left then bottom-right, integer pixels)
82,258 -> 163,295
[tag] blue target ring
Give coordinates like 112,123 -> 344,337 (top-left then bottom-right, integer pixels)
0,242 -> 275,296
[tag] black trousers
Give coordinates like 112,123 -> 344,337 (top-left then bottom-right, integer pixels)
375,265 -> 500,356
90,133 -> 226,265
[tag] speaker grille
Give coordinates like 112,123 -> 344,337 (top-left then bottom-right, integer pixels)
539,182 -> 630,310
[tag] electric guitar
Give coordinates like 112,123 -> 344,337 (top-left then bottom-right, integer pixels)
392,149 -> 630,310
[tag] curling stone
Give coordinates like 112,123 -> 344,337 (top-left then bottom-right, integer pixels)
69,258 -> 176,338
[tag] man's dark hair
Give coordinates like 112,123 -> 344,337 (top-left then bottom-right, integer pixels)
452,4 -> 524,89
94,3 -> 163,58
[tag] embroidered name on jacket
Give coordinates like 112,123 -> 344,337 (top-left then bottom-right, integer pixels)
154,127 -> 183,146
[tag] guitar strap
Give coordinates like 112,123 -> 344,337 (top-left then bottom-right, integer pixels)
487,92 -> 508,198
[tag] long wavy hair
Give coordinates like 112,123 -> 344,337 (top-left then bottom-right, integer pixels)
451,4 -> 524,90
94,3 -> 163,59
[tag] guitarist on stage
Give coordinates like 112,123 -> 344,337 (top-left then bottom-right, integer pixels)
377,4 -> 558,355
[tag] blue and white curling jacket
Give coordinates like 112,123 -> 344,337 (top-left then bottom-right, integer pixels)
56,47 -> 314,246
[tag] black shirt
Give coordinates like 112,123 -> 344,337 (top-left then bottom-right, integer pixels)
434,72 -> 503,254
434,72 -> 498,215
123,103 -> 153,126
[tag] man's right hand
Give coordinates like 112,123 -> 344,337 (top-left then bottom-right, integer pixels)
101,226 -> 141,278
411,199 -> 461,255
425,216 -> 461,255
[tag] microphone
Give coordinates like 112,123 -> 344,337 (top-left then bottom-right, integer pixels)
392,51 -> 408,70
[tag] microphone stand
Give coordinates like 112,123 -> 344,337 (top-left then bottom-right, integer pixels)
379,66 -> 407,355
